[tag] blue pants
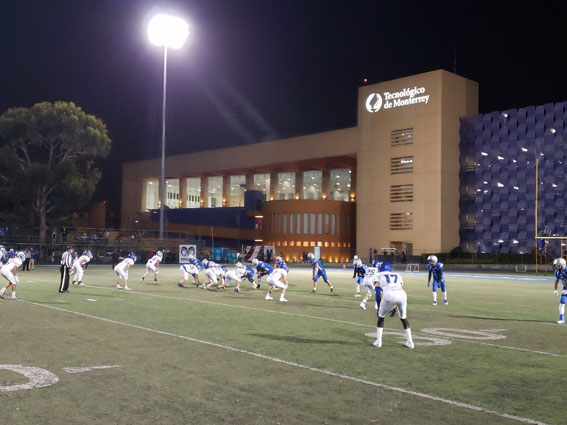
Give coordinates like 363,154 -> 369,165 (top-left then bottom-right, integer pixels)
432,279 -> 446,292
314,269 -> 329,283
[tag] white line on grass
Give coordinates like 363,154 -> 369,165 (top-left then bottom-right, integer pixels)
80,284 -> 567,359
21,299 -> 547,425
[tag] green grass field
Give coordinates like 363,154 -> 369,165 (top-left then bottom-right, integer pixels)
0,265 -> 564,425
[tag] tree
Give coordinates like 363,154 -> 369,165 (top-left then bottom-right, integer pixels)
0,101 -> 111,242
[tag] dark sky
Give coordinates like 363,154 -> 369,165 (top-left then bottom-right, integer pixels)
1,0 -> 566,212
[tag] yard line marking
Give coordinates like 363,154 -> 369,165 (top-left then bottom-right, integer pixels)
80,284 -> 567,358
64,365 -> 120,373
21,300 -> 547,425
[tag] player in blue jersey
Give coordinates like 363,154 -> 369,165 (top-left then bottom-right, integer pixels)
427,255 -> 448,305
307,253 -> 333,293
352,255 -> 363,297
275,256 -> 289,273
553,258 -> 567,324
252,258 -> 273,289
178,256 -> 204,288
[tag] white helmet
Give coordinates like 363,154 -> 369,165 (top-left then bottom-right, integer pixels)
427,255 -> 438,265
235,262 -> 242,268
355,259 -> 362,267
275,256 -> 282,263
353,255 -> 359,261
252,259 -> 259,266
16,251 -> 25,262
156,250 -> 164,260
84,250 -> 93,259
202,259 -> 209,267
553,258 -> 566,270
0,245 -> 5,256
307,253 -> 315,260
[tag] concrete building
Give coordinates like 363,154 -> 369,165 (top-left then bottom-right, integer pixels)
121,69 -> 478,261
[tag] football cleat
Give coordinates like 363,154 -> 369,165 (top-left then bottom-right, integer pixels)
265,295 -> 273,300
116,285 -> 123,289
312,288 -> 317,293
360,302 -> 366,310
279,297 -> 288,302
372,340 -> 382,348
433,301 -> 437,306
405,341 -> 415,349
354,293 -> 361,298
178,282 -> 184,287
235,287 -> 240,293
557,320 -> 565,324
444,300 -> 448,305
330,287 -> 334,292
124,287 -> 132,291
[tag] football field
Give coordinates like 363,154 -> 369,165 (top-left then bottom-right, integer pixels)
0,265 -> 564,425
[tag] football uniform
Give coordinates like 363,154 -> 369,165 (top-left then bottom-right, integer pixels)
146,255 -> 161,273
373,271 -> 407,319
312,258 -> 329,283
267,268 -> 288,289
72,254 -> 91,283
1,257 -> 23,285
361,266 -> 377,297
114,257 -> 134,280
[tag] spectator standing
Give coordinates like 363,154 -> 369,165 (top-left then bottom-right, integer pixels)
23,248 -> 31,271
52,228 -> 57,244
29,248 -> 35,270
59,246 -> 74,293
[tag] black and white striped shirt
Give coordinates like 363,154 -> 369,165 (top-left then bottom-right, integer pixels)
61,252 -> 73,268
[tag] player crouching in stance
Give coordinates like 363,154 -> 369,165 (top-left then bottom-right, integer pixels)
218,262 -> 247,293
265,267 -> 289,302
553,258 -> 567,324
114,253 -> 136,291
178,257 -> 204,288
0,251 -> 25,299
307,253 -> 333,293
372,262 -> 414,349
427,255 -> 448,305
202,259 -> 226,291
141,250 -> 163,283
72,250 -> 93,286
251,258 -> 273,289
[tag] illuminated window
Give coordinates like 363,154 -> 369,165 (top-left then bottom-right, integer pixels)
303,241 -> 309,247
276,241 -> 281,247
165,179 -> 179,209
303,170 -> 322,200
297,241 -> 302,247
290,241 -> 295,247
317,241 -> 323,247
331,242 -> 336,247
277,172 -> 295,200
228,175 -> 246,207
282,241 -> 288,247
208,176 -> 223,208
254,174 -> 270,201
185,177 -> 201,208
310,241 -> 316,247
324,242 -> 329,247
329,169 -> 351,201
145,179 -> 159,210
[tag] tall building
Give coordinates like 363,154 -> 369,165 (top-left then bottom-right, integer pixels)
121,69 -> 480,260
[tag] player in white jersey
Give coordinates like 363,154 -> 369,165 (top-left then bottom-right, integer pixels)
360,265 -> 379,310
265,268 -> 289,302
371,262 -> 414,349
219,262 -> 246,293
203,261 -> 226,290
0,251 -> 25,299
71,250 -> 93,286
141,250 -> 163,283
114,253 -> 136,291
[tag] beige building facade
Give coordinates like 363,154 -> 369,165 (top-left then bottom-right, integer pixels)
121,69 -> 478,259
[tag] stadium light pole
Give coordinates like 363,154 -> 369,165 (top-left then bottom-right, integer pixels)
147,13 -> 189,240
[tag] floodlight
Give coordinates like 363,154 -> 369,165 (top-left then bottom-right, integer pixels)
148,13 -> 189,49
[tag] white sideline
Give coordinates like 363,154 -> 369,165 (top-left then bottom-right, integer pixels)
22,299 -> 547,425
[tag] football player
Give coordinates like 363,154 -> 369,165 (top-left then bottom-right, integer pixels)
427,255 -> 448,305
71,250 -> 93,286
372,262 -> 414,349
0,251 -> 25,299
141,250 -> 163,283
274,256 -> 289,273
115,253 -> 136,291
265,267 -> 289,302
307,253 -> 333,293
252,258 -> 273,289
553,258 -> 567,324
352,255 -> 363,297
178,257 -> 205,288
203,260 -> 226,290
219,262 -> 247,293
359,262 -> 378,310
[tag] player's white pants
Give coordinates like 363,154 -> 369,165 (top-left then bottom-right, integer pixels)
72,263 -> 84,281
267,275 -> 287,289
114,267 -> 128,281
362,278 -> 374,297
378,290 -> 407,319
206,269 -> 218,284
1,267 -> 17,285
224,271 -> 241,287
146,263 -> 158,274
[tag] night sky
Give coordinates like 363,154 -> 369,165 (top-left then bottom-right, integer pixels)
2,0 -> 566,215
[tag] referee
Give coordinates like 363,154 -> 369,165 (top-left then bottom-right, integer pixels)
59,245 -> 74,293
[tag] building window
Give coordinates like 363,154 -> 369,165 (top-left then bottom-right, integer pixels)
304,213 -> 308,234
390,156 -> 414,174
228,175 -> 246,207
166,179 -> 179,209
390,212 -> 413,230
290,213 -> 294,234
254,174 -> 270,201
186,177 -> 201,208
329,169 -> 351,201
331,214 -> 335,234
283,213 -> 287,234
310,213 -> 316,234
303,170 -> 322,200
337,215 -> 341,235
145,179 -> 159,210
324,214 -> 329,234
390,184 -> 414,202
317,213 -> 322,233
277,172 -> 295,200
296,212 -> 301,233
208,176 -> 223,208
391,128 -> 414,147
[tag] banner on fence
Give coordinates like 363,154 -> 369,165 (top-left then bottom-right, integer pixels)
179,245 -> 197,263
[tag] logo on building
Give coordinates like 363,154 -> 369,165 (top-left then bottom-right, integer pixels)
365,93 -> 383,113
366,87 -> 430,113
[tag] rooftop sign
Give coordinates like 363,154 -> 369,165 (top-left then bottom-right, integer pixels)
366,87 -> 430,113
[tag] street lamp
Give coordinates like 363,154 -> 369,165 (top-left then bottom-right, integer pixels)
147,13 -> 189,240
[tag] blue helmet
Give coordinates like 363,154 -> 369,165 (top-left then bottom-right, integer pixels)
128,252 -> 137,262
379,262 -> 392,272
